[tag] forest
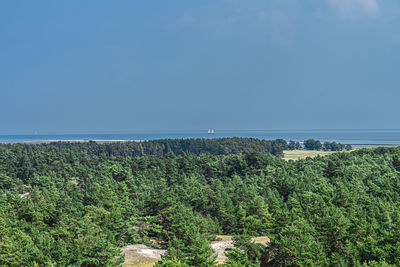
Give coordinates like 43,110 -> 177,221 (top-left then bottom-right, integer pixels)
9,137 -> 349,158
3,138 -> 398,266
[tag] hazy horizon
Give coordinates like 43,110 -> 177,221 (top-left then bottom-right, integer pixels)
3,128 -> 400,136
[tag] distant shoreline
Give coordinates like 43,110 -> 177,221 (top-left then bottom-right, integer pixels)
347,144 -> 400,146
1,130 -> 400,147
8,139 -> 400,147
22,139 -> 144,144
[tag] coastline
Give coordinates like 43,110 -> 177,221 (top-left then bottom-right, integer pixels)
22,139 -> 144,144
2,130 -> 400,146
7,139 -> 400,146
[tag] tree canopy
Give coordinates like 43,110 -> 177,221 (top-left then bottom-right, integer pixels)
4,138 -> 394,266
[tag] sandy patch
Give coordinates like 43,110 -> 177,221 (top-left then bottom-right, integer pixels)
211,235 -> 235,264
121,244 -> 166,267
211,235 -> 269,264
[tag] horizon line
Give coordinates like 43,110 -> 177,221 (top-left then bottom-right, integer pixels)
2,128 -> 400,135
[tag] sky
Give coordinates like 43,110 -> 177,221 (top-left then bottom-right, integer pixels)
1,0 -> 400,133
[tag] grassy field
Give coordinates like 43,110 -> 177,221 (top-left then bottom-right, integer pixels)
283,150 -> 337,160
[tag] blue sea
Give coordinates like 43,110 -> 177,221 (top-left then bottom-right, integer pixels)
1,129 -> 400,147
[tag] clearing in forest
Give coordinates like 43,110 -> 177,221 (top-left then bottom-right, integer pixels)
283,150 -> 336,161
211,235 -> 269,264
121,235 -> 269,266
121,244 -> 166,267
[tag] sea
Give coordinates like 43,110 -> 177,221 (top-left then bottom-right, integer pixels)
1,129 -> 400,147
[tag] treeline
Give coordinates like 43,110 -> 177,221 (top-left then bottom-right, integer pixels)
303,139 -> 353,151
1,137 -> 350,161
6,137 -> 287,158
0,141 -> 398,266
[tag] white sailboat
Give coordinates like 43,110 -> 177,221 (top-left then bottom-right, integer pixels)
208,129 -> 215,134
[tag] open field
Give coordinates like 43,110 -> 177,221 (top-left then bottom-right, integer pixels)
283,150 -> 337,160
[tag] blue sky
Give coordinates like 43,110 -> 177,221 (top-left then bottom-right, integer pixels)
1,0 -> 400,133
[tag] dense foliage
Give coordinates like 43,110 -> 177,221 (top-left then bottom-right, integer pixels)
15,137 -> 349,160
26,137 -> 289,158
4,139 -> 395,266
